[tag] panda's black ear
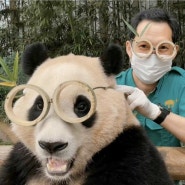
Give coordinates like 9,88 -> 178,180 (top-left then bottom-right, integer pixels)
21,42 -> 49,76
100,44 -> 124,76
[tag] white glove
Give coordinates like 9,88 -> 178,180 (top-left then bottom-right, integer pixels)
116,85 -> 160,120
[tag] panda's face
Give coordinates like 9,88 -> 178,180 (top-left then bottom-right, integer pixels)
8,53 -> 138,182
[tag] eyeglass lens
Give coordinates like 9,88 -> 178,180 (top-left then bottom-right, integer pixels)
132,40 -> 176,59
5,81 -> 97,126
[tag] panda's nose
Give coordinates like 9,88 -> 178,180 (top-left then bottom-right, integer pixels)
39,141 -> 68,154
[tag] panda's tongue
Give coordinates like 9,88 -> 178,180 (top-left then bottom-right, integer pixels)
47,158 -> 68,174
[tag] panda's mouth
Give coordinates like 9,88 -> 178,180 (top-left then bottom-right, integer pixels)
46,157 -> 74,176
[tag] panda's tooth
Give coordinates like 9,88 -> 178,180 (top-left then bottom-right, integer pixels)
47,158 -> 68,173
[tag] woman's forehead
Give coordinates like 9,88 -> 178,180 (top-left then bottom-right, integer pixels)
135,20 -> 173,45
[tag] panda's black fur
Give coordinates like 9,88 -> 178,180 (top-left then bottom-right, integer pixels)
0,43 -> 174,185
22,42 -> 48,76
0,142 -> 41,185
84,126 -> 173,185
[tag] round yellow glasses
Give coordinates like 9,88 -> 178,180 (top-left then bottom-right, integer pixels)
4,81 -> 97,126
132,39 -> 177,62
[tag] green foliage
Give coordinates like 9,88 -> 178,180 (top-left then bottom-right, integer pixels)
21,1 -> 107,57
139,23 -> 151,38
123,19 -> 139,37
0,87 -> 9,122
0,52 -> 19,87
122,20 -> 151,38
1,0 -> 184,63
0,139 -> 12,145
0,52 -> 27,122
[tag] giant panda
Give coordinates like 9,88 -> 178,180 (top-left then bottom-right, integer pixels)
0,43 -> 174,185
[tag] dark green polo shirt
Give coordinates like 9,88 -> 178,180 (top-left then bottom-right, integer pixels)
116,66 -> 185,147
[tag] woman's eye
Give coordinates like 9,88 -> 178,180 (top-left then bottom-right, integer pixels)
159,46 -> 168,50
141,44 -> 147,48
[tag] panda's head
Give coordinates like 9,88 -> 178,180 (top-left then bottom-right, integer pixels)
5,43 -> 139,182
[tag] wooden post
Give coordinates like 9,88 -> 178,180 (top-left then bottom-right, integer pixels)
158,147 -> 185,180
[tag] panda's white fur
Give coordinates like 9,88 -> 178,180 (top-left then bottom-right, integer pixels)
0,43 -> 174,185
13,54 -> 138,183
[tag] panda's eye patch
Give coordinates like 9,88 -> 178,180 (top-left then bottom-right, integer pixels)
33,96 -> 44,111
28,96 -> 44,121
74,95 -> 90,117
5,81 -> 97,125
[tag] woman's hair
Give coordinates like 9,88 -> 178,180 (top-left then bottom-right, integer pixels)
129,8 -> 180,43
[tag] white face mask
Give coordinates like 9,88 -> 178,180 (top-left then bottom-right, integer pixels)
130,52 -> 172,84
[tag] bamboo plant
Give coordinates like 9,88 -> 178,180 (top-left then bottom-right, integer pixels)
0,19 -> 148,89
123,18 -> 151,38
0,52 -> 19,87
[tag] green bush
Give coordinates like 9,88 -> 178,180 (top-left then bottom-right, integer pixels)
0,86 -> 10,122
0,52 -> 27,122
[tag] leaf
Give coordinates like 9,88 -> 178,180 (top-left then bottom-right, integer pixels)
12,52 -> 19,82
123,18 -> 139,37
0,53 -> 19,87
0,74 -> 11,82
0,81 -> 16,87
0,57 -> 13,80
139,22 -> 151,37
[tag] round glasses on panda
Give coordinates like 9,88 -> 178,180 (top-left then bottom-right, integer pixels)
132,39 -> 177,61
4,81 -> 98,126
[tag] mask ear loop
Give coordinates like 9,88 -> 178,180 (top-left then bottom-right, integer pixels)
4,84 -> 50,126
156,40 -> 177,62
53,81 -> 97,124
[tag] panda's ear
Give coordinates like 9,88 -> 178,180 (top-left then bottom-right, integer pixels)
100,44 -> 124,76
21,42 -> 49,76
